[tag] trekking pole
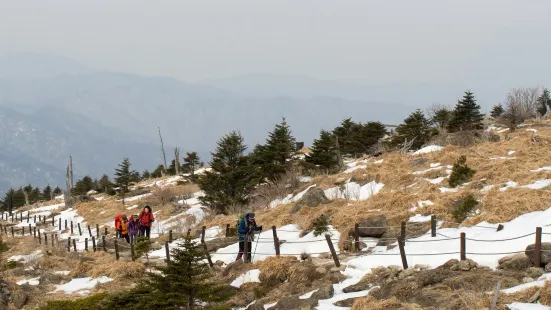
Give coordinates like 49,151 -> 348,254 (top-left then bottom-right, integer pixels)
252,231 -> 260,263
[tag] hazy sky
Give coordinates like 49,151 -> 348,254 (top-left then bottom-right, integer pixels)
1,0 -> 551,86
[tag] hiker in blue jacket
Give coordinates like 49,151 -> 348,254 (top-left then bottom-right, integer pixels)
236,213 -> 262,261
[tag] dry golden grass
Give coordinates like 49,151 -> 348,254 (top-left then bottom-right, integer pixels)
352,296 -> 423,310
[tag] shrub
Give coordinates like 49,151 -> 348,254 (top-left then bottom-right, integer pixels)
39,293 -> 109,310
6,260 -> 18,269
453,195 -> 479,222
0,236 -> 8,253
312,214 -> 329,237
448,156 -> 476,188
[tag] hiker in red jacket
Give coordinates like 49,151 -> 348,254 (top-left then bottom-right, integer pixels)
138,205 -> 154,238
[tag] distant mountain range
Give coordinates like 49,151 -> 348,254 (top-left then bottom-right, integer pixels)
0,53 -> 411,190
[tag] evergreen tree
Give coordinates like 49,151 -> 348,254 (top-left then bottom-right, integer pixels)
537,88 -> 551,117
431,107 -> 452,131
130,171 -> 141,183
5,188 -> 26,209
73,176 -> 95,196
305,130 -> 340,172
490,104 -> 504,119
332,119 -> 386,156
42,185 -> 52,201
97,174 -> 113,194
151,164 -> 165,178
114,158 -> 132,206
447,91 -> 485,132
53,187 -> 63,196
142,170 -> 151,180
393,109 -> 433,150
183,152 -> 202,182
448,156 -> 476,188
30,187 -> 41,203
198,131 -> 257,214
106,237 -> 232,309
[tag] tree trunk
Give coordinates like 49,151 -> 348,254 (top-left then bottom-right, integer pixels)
23,191 -> 29,206
158,127 -> 168,174
65,157 -> 75,208
174,147 -> 180,176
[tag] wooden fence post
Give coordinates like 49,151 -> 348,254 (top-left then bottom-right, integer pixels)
78,223 -> 82,236
272,226 -> 280,256
102,235 -> 106,252
52,217 -> 55,226
325,234 -> 340,267
431,215 -> 436,237
400,222 -> 406,246
187,229 -> 191,237
202,242 -> 213,267
73,239 -> 77,252
22,226 -> 25,236
535,227 -> 542,267
244,233 -> 249,263
43,215 -> 45,224
165,241 -> 170,261
85,238 -> 89,251
104,227 -> 108,236
59,218 -> 61,231
51,234 -> 54,246
65,219 -> 67,230
27,212 -> 29,223
28,224 -> 31,235
225,224 -> 230,237
34,215 -> 36,223
397,236 -> 408,269
96,224 -> 100,238
354,223 -> 360,252
201,226 -> 206,244
92,237 -> 96,252
67,237 -> 71,252
88,225 -> 92,237
11,226 -> 14,237
44,233 -> 48,245
38,230 -> 41,244
33,227 -> 36,238
55,234 -> 58,244
70,221 -> 74,235
169,230 -> 173,243
114,240 -> 120,261
491,281 -> 501,310
130,243 -> 135,260
460,232 -> 466,261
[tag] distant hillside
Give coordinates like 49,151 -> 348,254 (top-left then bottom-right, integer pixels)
0,52 -> 94,79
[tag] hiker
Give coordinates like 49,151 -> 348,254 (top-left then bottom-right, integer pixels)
128,214 -> 139,244
236,213 -> 262,262
114,214 -> 123,238
120,215 -> 130,243
138,205 -> 155,238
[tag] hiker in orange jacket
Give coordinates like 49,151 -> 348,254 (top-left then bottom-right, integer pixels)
138,206 -> 154,238
120,215 -> 130,243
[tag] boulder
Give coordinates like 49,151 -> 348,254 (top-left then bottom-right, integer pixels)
498,254 -> 532,271
246,302 -> 265,310
296,187 -> 330,208
223,260 -> 243,277
335,297 -> 357,307
342,279 -> 373,293
318,253 -> 332,260
86,190 -> 98,196
438,259 -> 459,270
398,268 -> 416,279
271,296 -> 316,310
525,243 -> 551,266
12,290 -> 27,309
356,215 -> 388,238
39,273 -> 63,285
526,267 -> 544,279
311,284 -> 334,300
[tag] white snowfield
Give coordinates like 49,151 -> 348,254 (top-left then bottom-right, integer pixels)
411,145 -> 443,155
230,269 -> 261,288
49,276 -> 113,295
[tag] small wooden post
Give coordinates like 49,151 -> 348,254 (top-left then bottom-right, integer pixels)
20,212 -> 23,222
202,242 -> 213,267
397,236 -> 408,269
52,216 -> 55,226
27,212 -> 30,223
201,226 -> 206,244
55,234 -> 59,244
33,227 -> 36,238
325,234 -> 340,267
96,224 -> 100,238
187,229 -> 191,237
22,226 -> 25,236
130,242 -> 135,260
165,241 -> 170,261
68,237 -> 71,252
460,232 -> 466,261
11,226 -> 14,237
400,221 -> 406,246
272,226 -> 280,256
225,224 -> 230,237
431,215 -> 436,237
65,219 -> 67,230
104,227 -> 108,236
92,237 -> 96,252
85,238 -> 88,251
73,239 -> 77,252
169,230 -> 173,243
354,223 -> 360,252
244,233 -> 250,263
70,221 -> 74,235
38,230 -> 42,244
42,215 -> 45,224
535,227 -> 542,267
114,240 -> 120,260
59,218 -> 61,231
34,215 -> 37,223
51,234 -> 54,246
102,235 -> 106,252
28,224 -> 31,235
44,233 -> 48,245
88,225 -> 92,237
78,223 -> 82,236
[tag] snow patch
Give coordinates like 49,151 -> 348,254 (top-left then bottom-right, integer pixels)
522,179 -> 551,190
230,269 -> 261,288
408,214 -> 432,223
49,276 -> 113,295
412,145 -> 443,155
16,277 -> 40,286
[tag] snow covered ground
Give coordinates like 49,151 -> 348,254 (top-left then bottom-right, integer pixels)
49,276 -> 113,295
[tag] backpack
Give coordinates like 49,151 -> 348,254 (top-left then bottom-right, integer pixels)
114,214 -> 123,230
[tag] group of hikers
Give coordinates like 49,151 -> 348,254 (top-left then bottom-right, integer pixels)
114,205 -> 155,244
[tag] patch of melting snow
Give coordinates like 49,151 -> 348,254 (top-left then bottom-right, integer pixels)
430,163 -> 441,168
408,214 -> 432,223
500,181 -> 518,191
412,166 -> 442,175
9,250 -> 42,262
230,269 -> 261,288
411,145 -> 443,155
521,179 -> 551,190
16,277 -> 40,286
507,303 -> 551,310
373,159 -> 384,164
299,289 -> 319,300
49,276 -> 113,294
409,200 -> 434,212
126,204 -> 139,210
427,177 -> 445,184
502,274 -> 551,294
439,187 -> 458,193
531,167 -> 551,172
299,176 -> 313,183
490,156 -> 516,160
324,181 -> 384,201
343,165 -> 366,174
54,271 -> 71,276
508,151 -> 516,156
526,128 -> 538,132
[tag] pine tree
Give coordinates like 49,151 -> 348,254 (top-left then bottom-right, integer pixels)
42,185 -> 52,201
30,187 -> 41,203
115,158 -> 132,206
253,118 -> 297,182
490,104 -> 504,119
183,152 -> 202,182
332,119 -> 386,156
73,176 -> 95,196
198,131 -> 257,214
431,107 -> 452,131
393,109 -> 433,150
447,91 -> 485,132
106,237 -> 232,309
537,88 -> 551,117
97,174 -> 113,194
53,187 -> 63,196
305,130 -> 340,172
448,156 -> 476,188
130,171 -> 141,183
142,170 -> 151,180
151,164 -> 165,178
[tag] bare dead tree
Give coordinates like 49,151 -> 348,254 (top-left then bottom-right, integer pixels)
500,87 -> 540,131
335,136 -> 344,172
426,103 -> 452,132
64,156 -> 75,208
23,190 -> 29,206
158,127 -> 168,175
174,147 -> 180,176
400,137 -> 416,154
69,156 -> 74,189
